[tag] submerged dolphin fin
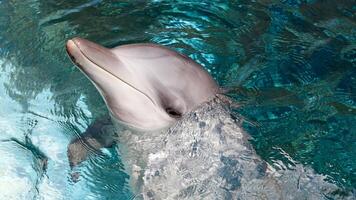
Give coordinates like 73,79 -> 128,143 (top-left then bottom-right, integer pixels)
67,116 -> 115,168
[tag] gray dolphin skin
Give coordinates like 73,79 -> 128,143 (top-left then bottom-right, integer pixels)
66,38 -> 351,199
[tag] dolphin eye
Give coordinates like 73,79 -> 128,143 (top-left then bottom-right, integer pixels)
165,108 -> 182,118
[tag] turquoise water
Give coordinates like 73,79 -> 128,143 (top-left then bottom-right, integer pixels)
0,0 -> 355,199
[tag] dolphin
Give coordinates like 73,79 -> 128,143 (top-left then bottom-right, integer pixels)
65,38 -> 347,199
66,38 -> 219,131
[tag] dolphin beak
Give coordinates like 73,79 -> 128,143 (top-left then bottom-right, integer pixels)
65,37 -> 155,106
66,37 -> 136,89
66,37 -> 121,74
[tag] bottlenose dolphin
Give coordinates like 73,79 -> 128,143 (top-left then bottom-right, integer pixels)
66,38 -> 349,199
66,38 -> 219,131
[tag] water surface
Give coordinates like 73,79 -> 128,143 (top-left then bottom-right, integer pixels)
0,0 -> 355,199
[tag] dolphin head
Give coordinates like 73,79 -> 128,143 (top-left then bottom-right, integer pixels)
66,37 -> 219,130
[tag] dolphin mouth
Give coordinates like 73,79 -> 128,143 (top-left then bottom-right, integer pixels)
66,38 -> 125,84
66,38 -> 157,107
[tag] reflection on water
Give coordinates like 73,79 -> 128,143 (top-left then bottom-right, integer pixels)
0,0 -> 354,199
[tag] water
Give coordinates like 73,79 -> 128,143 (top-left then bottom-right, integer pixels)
0,0 -> 354,199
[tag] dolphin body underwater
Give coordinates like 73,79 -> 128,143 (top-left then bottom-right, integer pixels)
66,38 -> 351,200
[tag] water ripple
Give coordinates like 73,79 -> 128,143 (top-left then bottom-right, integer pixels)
0,0 -> 355,198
